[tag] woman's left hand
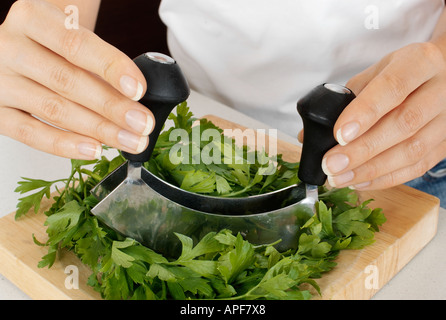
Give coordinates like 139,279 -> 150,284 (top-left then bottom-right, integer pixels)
321,42 -> 446,190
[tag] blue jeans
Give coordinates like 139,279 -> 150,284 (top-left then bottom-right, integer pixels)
405,158 -> 446,209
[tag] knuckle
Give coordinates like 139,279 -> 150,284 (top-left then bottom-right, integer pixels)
101,54 -> 124,80
16,122 -> 35,146
359,134 -> 381,159
101,96 -> 122,119
386,172 -> 399,189
94,119 -> 111,141
405,137 -> 427,163
61,29 -> 85,60
101,58 -> 116,80
51,134 -> 65,156
357,97 -> 381,121
361,139 -> 376,159
380,72 -> 407,100
40,96 -> 66,125
362,162 -> 379,182
418,42 -> 445,68
397,105 -> 424,135
8,0 -> 34,22
414,159 -> 430,177
50,65 -> 77,94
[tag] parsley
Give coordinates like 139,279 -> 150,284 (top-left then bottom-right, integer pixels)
14,103 -> 386,300
147,102 -> 300,197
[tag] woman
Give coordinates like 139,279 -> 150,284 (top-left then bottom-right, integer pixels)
0,0 -> 445,206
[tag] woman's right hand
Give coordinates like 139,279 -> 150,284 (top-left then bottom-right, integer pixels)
0,0 -> 155,160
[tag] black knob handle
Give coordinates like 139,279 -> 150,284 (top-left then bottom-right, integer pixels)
122,52 -> 190,162
297,83 -> 355,186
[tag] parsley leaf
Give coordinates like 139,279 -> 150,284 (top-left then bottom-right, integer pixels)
14,102 -> 386,300
14,178 -> 64,219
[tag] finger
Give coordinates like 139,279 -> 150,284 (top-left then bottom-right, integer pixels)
297,129 -> 303,143
334,43 -> 444,146
5,0 -> 147,101
351,139 -> 446,190
7,36 -> 154,136
327,113 -> 446,188
0,74 -> 149,155
345,51 -> 397,95
0,106 -> 102,160
345,63 -> 378,95
323,76 -> 445,179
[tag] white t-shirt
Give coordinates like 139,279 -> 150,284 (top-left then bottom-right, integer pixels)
159,0 -> 444,136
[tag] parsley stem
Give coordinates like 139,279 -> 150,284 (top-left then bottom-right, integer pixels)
71,191 -> 83,203
58,169 -> 77,201
77,169 -> 87,199
80,169 -> 102,182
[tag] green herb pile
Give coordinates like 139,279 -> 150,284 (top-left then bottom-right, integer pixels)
14,103 -> 386,300
146,102 -> 301,197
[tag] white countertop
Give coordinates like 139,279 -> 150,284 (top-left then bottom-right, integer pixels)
1,90 -> 445,300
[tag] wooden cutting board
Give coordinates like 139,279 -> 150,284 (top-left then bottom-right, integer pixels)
0,115 -> 440,300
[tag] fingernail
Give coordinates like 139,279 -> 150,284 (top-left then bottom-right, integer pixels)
78,143 -> 102,159
118,130 -> 148,153
125,110 -> 154,136
120,75 -> 144,101
336,122 -> 360,146
349,181 -> 371,190
327,170 -> 354,187
322,153 -> 349,175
